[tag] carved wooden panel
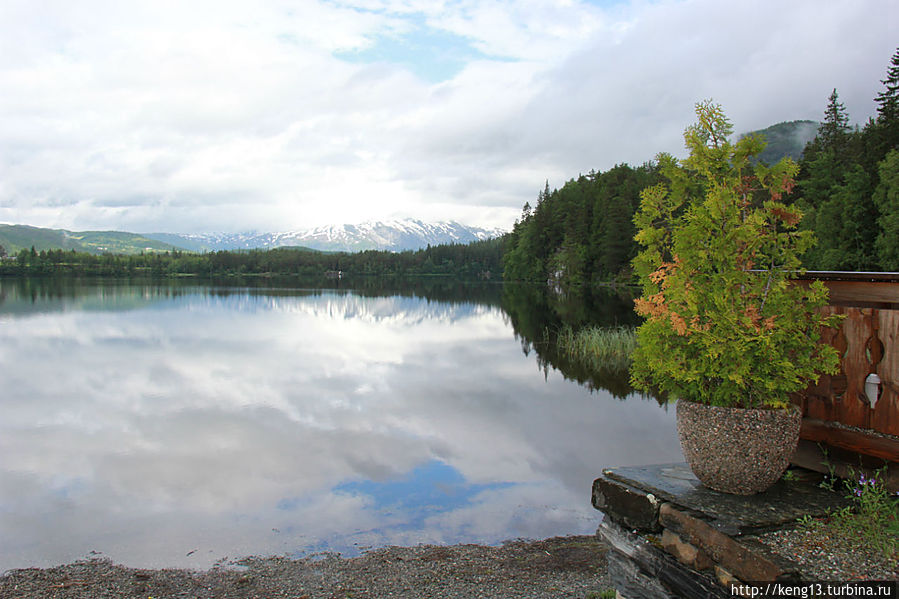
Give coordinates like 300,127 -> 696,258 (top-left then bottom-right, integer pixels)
797,296 -> 899,438
872,309 -> 899,435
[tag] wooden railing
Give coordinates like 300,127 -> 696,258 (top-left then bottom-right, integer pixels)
790,272 -> 899,488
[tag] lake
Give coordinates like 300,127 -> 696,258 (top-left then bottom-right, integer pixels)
0,278 -> 681,571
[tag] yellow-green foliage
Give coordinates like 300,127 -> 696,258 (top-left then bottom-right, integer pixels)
630,101 -> 842,409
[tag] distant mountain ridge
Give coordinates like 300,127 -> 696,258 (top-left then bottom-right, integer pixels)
0,224 -> 182,255
740,120 -> 819,164
146,220 -> 506,252
0,220 -> 506,255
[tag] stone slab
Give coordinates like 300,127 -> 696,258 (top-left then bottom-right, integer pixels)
593,474 -> 662,532
660,529 -> 714,571
599,519 -> 730,599
659,503 -> 801,582
602,463 -> 848,535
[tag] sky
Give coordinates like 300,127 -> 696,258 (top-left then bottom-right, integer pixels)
0,0 -> 895,234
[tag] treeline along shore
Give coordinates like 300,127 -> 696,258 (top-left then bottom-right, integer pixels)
0,237 -> 506,279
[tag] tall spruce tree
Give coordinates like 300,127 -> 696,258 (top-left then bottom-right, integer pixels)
798,88 -> 878,269
820,88 -> 852,151
875,48 -> 899,123
868,47 -> 899,167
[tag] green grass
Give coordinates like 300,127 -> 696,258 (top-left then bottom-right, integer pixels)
556,325 -> 637,372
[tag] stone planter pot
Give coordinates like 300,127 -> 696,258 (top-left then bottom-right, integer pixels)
676,401 -> 801,495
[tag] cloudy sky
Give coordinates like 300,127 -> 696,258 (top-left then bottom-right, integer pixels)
0,0 -> 894,234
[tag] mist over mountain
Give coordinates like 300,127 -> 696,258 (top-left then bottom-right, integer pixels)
146,220 -> 506,253
739,120 -> 819,164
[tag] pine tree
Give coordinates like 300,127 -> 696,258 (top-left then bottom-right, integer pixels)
796,88 -> 877,268
875,47 -> 899,124
867,47 -> 899,167
819,88 -> 851,152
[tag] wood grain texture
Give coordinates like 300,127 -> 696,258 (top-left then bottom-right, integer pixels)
792,277 -> 898,452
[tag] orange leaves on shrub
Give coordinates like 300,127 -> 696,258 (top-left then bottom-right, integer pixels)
634,292 -> 692,337
648,261 -> 676,285
743,304 -> 760,323
669,312 -> 689,336
634,293 -> 666,318
769,204 -> 801,226
770,175 -> 797,201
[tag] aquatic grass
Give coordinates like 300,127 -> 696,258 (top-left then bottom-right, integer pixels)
556,325 -> 637,373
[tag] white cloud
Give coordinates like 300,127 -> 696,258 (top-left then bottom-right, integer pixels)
0,0 -> 894,232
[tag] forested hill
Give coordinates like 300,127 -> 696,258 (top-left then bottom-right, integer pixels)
501,121 -> 812,285
503,47 -> 899,284
0,224 -> 182,255
740,120 -> 818,164
502,164 -> 660,285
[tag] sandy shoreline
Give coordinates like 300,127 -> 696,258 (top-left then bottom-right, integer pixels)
0,535 -> 611,598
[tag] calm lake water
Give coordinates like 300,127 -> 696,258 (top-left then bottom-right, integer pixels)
0,278 -> 681,571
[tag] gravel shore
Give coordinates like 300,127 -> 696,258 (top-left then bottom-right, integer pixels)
755,524 -> 899,581
0,535 -> 611,599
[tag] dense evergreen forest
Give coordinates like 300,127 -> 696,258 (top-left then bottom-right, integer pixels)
503,47 -> 899,284
796,50 -> 899,270
0,238 -> 505,279
503,164 -> 661,284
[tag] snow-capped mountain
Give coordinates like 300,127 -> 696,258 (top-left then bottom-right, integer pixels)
147,220 -> 505,252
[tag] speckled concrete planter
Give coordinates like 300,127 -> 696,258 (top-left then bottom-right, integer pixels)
676,401 -> 801,495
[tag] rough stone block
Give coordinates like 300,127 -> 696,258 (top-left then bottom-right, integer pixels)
660,529 -> 714,571
606,545 -> 680,599
599,519 -> 730,599
659,503 -> 799,582
593,472 -> 661,532
603,463 -> 848,535
714,566 -> 740,589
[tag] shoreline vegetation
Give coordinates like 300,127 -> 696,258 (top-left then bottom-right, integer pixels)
556,325 -> 637,374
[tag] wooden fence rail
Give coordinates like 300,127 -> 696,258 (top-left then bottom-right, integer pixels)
790,272 -> 899,488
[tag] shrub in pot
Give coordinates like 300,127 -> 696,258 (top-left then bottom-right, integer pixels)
630,101 -> 842,495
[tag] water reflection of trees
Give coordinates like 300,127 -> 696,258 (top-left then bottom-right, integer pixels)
2,276 -> 652,400
0,276 -> 506,315
500,283 -> 645,399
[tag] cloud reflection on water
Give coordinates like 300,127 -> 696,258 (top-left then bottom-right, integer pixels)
0,286 -> 681,570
